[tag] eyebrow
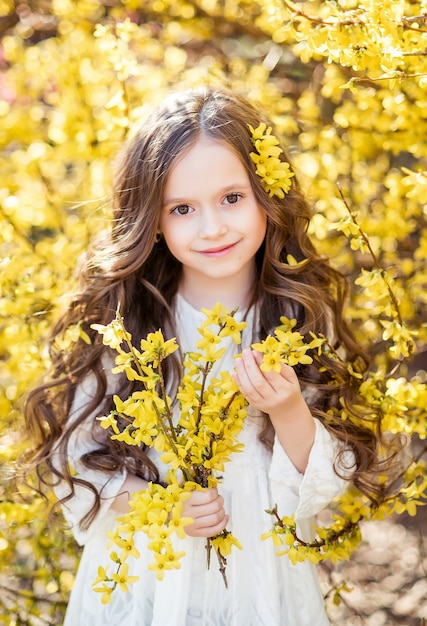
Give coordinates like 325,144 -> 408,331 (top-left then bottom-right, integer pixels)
163,183 -> 252,206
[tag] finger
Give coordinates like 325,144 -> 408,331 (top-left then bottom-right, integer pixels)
237,349 -> 292,399
193,508 -> 227,530
186,514 -> 229,538
252,350 -> 298,385
235,350 -> 271,396
187,488 -> 219,506
192,495 -> 224,518
252,350 -> 263,366
266,362 -> 299,387
183,491 -> 224,520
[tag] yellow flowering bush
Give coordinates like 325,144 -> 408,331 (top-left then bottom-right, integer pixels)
260,216 -> 425,567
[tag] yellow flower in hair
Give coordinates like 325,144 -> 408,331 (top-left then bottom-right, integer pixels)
248,123 -> 295,199
249,122 -> 269,141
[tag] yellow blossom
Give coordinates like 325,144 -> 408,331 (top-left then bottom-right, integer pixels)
92,583 -> 114,605
160,446 -> 188,471
260,527 -> 284,547
54,322 -> 91,351
200,302 -> 230,326
91,319 -> 131,350
196,328 -> 221,352
285,254 -> 309,267
162,545 -> 186,570
259,351 -> 283,373
167,507 -> 193,540
111,563 -> 139,593
113,536 -> 141,562
248,123 -> 295,198
147,552 -> 174,580
211,530 -> 242,556
140,330 -> 178,366
91,566 -> 109,587
146,523 -> 173,542
97,412 -> 120,434
252,321 -> 316,370
219,316 -> 247,344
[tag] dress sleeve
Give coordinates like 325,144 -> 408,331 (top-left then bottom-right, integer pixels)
53,369 -> 127,546
268,418 -> 354,521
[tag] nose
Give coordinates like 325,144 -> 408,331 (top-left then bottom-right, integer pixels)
198,207 -> 228,239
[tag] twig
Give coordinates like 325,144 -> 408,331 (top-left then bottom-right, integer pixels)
381,444 -> 427,499
336,184 -> 404,328
352,71 -> 427,82
195,362 -> 213,429
215,547 -> 228,588
270,505 -> 361,550
157,358 -> 177,439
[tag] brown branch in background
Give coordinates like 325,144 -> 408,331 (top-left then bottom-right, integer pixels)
382,444 -> 427,500
283,0 -> 427,34
402,50 -> 427,56
352,72 -> 427,82
0,205 -> 36,253
402,13 -> 427,23
0,582 -> 67,621
336,183 -> 405,327
0,12 -> 19,35
282,0 -> 340,26
269,505 -> 361,550
319,562 -> 356,624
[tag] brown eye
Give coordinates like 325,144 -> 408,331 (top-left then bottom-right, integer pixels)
172,204 -> 192,215
224,193 -> 241,204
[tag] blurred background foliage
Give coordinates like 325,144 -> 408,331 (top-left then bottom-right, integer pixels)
0,0 -> 426,623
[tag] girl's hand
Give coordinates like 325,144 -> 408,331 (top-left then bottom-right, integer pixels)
234,349 -> 316,473
182,487 -> 228,538
233,349 -> 308,421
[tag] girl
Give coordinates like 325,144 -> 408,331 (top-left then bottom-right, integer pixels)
25,88 -> 384,626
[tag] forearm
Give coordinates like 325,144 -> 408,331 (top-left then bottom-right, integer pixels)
269,399 -> 316,474
111,474 -> 149,513
269,419 -> 354,522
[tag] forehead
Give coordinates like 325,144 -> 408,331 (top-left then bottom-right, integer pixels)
164,137 -> 249,199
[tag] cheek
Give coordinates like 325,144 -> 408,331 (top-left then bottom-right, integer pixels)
160,222 -> 188,260
161,227 -> 177,252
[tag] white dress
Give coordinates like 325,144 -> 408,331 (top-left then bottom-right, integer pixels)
57,294 -> 352,626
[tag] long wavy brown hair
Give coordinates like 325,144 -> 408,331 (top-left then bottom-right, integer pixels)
24,87 -> 392,531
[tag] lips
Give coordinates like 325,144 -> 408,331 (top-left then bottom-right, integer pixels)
198,242 -> 239,256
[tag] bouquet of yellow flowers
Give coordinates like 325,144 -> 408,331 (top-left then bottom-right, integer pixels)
90,304 -> 325,603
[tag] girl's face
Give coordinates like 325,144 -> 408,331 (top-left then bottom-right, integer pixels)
160,137 -> 267,304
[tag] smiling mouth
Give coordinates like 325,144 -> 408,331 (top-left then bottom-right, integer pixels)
198,242 -> 238,256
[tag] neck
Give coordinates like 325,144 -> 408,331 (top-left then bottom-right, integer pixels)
179,276 -> 256,311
